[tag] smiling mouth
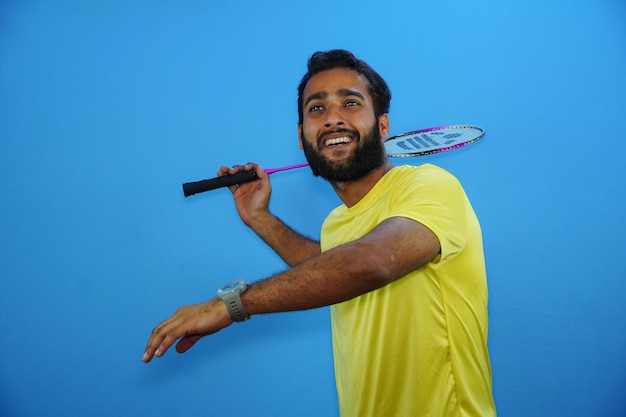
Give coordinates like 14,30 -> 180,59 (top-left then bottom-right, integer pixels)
320,128 -> 358,148
324,136 -> 351,147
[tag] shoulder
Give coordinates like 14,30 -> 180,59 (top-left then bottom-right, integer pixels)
386,164 -> 463,192
394,163 -> 456,177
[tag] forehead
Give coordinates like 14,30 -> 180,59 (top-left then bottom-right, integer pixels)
303,68 -> 372,100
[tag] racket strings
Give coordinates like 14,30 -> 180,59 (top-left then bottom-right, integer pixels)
383,126 -> 484,157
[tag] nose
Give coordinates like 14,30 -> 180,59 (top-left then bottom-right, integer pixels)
324,106 -> 345,128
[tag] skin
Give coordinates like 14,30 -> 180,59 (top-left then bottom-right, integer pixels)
142,68 -> 440,363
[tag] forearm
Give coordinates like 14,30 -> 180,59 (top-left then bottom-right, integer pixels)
246,210 -> 321,267
241,240 -> 392,314
241,217 -> 440,315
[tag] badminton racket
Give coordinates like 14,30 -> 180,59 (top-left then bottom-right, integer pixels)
182,125 -> 485,197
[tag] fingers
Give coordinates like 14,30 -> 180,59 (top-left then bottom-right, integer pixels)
142,316 -> 181,363
142,304 -> 198,363
216,163 -> 267,194
142,299 -> 233,363
176,334 -> 203,353
216,163 -> 263,178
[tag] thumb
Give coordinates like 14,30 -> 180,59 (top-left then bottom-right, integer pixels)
176,334 -> 203,353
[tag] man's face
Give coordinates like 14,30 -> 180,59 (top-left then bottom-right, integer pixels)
298,68 -> 389,182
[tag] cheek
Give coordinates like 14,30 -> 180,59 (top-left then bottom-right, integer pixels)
300,123 -> 318,146
346,110 -> 376,130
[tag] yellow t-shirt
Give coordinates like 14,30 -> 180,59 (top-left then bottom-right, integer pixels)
322,164 -> 495,417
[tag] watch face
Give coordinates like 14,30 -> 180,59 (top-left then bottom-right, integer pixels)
220,280 -> 244,292
221,282 -> 238,291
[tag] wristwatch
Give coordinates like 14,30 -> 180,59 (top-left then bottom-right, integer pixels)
217,279 -> 250,322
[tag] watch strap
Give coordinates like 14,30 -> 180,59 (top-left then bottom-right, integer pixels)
222,292 -> 250,322
217,280 -> 250,322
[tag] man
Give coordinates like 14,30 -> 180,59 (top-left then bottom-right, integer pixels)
143,49 -> 496,417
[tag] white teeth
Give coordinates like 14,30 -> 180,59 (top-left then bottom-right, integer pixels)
325,136 -> 350,146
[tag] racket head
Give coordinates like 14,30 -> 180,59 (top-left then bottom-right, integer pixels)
383,125 -> 485,158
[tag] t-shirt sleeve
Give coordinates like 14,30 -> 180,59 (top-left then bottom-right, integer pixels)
382,166 -> 469,262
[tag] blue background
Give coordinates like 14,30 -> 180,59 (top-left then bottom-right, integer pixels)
1,1 -> 625,416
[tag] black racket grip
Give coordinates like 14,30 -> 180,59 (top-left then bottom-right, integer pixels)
182,170 -> 258,197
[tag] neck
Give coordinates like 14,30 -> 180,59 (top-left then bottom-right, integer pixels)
331,160 -> 395,208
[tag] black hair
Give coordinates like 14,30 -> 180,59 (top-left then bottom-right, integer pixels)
297,49 -> 391,124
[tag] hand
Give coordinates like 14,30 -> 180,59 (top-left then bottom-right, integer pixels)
217,163 -> 272,227
142,298 -> 232,363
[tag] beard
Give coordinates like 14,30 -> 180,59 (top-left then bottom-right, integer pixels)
300,122 -> 386,183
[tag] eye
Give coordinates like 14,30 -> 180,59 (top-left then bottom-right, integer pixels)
308,104 -> 324,113
345,99 -> 360,108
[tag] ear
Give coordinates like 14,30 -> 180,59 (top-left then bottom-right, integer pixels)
378,114 -> 390,139
298,124 -> 304,150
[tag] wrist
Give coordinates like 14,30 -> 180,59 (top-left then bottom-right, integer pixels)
213,298 -> 235,326
244,209 -> 274,229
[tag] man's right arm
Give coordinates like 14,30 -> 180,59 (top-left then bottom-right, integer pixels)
245,209 -> 321,267
219,163 -> 321,267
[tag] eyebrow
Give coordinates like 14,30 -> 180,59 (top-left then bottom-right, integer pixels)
303,88 -> 366,108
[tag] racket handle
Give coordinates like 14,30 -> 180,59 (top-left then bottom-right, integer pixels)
182,170 -> 258,197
